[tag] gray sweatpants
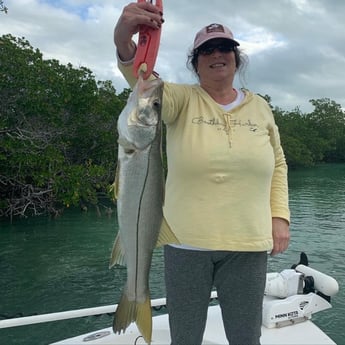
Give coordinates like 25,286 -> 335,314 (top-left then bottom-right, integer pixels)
164,246 -> 267,345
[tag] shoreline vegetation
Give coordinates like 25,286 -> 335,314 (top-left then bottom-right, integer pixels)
1,35 -> 344,220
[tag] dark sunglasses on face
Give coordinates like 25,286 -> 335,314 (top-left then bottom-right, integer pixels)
196,43 -> 236,55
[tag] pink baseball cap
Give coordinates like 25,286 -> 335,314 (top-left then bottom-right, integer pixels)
193,23 -> 240,49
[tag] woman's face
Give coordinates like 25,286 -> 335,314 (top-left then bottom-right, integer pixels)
196,39 -> 237,84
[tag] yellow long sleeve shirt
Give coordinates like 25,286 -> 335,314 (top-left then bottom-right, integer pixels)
118,62 -> 290,252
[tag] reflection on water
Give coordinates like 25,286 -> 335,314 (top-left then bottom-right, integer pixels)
0,164 -> 344,344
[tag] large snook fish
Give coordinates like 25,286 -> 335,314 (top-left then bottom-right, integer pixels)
110,75 -> 178,344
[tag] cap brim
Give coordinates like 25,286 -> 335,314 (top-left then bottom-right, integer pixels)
194,37 -> 240,49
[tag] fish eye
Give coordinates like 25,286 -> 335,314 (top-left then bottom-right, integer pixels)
152,99 -> 161,109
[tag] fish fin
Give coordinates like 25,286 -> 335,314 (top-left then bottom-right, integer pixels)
109,234 -> 126,268
113,162 -> 120,200
136,296 -> 152,344
113,293 -> 152,345
156,217 -> 180,247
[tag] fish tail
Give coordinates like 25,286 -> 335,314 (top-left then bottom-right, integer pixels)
113,293 -> 152,344
136,296 -> 152,344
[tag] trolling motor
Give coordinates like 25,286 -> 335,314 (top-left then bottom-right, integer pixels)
262,252 -> 339,328
265,252 -> 339,299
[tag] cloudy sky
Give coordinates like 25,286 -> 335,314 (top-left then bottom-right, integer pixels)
1,0 -> 344,112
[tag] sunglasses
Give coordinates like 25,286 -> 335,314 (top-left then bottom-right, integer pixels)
196,43 -> 236,55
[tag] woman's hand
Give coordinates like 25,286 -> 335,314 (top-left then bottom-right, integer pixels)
114,2 -> 164,61
271,217 -> 290,256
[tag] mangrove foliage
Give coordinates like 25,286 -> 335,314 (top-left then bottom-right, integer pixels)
1,35 -> 344,219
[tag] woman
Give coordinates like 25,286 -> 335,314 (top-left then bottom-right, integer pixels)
114,2 -> 290,344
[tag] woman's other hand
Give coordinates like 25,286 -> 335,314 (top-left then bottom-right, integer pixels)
271,217 -> 290,256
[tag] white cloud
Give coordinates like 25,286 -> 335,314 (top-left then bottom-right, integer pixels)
238,26 -> 287,56
288,0 -> 324,15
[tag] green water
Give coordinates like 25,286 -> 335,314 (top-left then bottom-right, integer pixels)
1,164 -> 344,345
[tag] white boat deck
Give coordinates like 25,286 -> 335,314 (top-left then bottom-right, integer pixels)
2,264 -> 336,345
51,304 -> 336,345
